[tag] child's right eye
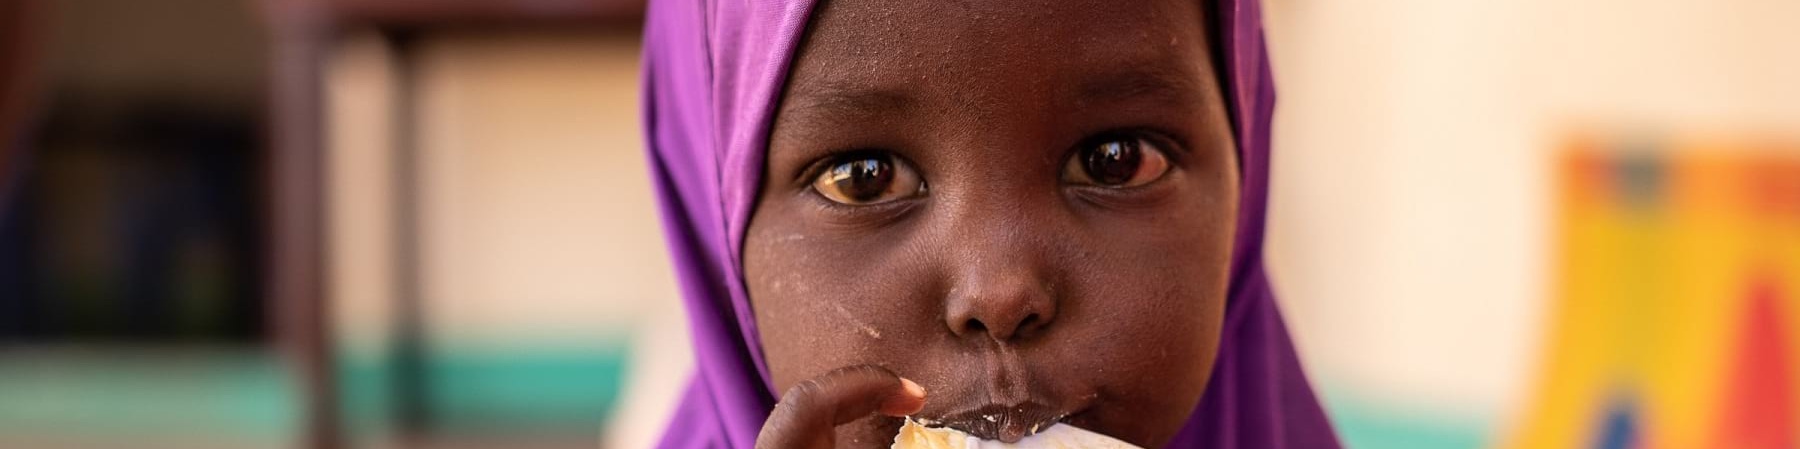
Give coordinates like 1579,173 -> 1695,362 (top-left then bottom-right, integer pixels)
808,153 -> 926,205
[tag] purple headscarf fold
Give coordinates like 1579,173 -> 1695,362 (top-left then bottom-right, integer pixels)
640,0 -> 1341,447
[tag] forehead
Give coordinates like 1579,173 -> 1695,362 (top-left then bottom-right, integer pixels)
785,0 -> 1213,114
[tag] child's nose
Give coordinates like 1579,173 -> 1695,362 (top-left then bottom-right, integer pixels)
943,271 -> 1057,343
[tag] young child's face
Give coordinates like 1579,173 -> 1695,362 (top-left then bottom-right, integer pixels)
743,0 -> 1238,446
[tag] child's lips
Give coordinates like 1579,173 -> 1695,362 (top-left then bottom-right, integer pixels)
923,401 -> 1083,443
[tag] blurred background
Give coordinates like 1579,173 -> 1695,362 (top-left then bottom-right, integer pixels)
0,0 -> 1794,448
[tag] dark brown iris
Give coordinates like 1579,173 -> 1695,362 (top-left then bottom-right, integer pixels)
1083,139 -> 1142,186
824,157 -> 894,203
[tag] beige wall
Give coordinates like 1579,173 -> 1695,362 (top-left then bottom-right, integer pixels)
331,30 -> 678,350
411,31 -> 671,348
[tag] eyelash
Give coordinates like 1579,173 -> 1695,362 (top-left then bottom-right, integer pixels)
796,150 -> 897,188
796,150 -> 924,214
1072,128 -> 1191,169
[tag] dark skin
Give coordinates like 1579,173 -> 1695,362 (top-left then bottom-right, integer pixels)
743,0 -> 1239,447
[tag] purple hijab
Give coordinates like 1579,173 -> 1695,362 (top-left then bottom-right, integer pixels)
639,0 -> 1340,447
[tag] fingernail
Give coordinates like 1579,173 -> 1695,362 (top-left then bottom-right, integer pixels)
900,378 -> 926,399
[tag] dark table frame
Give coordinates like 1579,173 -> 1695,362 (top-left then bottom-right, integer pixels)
1,0 -> 41,195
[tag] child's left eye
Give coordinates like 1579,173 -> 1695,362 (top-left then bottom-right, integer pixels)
1062,135 -> 1172,188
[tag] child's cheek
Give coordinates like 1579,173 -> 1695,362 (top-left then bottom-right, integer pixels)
744,217 -> 943,391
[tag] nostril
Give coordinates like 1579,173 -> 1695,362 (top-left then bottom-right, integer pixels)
944,281 -> 1057,341
1017,313 -> 1040,332
964,319 -> 987,335
960,313 -> 1045,341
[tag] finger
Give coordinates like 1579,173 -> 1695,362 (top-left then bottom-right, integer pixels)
757,365 -> 927,449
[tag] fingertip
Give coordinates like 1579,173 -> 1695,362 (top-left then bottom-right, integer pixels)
881,378 -> 927,416
900,378 -> 925,399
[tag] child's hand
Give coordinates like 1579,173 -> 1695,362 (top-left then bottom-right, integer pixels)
757,365 -> 927,449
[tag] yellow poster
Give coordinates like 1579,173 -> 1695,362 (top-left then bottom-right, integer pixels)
1504,135 -> 1799,449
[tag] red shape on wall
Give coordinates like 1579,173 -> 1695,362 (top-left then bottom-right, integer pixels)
1713,273 -> 1795,448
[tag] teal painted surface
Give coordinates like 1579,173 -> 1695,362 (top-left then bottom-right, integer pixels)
336,343 -> 629,433
0,343 -> 631,441
337,349 -> 399,438
425,347 -> 628,431
1324,391 -> 1491,449
0,348 -> 297,441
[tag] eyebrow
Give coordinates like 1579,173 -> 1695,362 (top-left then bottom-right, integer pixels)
772,63 -> 1207,133
1074,65 -> 1205,109
775,81 -> 915,130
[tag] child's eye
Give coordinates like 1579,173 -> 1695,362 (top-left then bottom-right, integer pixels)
1062,135 -> 1172,187
809,153 -> 926,205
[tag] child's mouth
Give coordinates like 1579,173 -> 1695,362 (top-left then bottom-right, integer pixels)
922,401 -> 1084,443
